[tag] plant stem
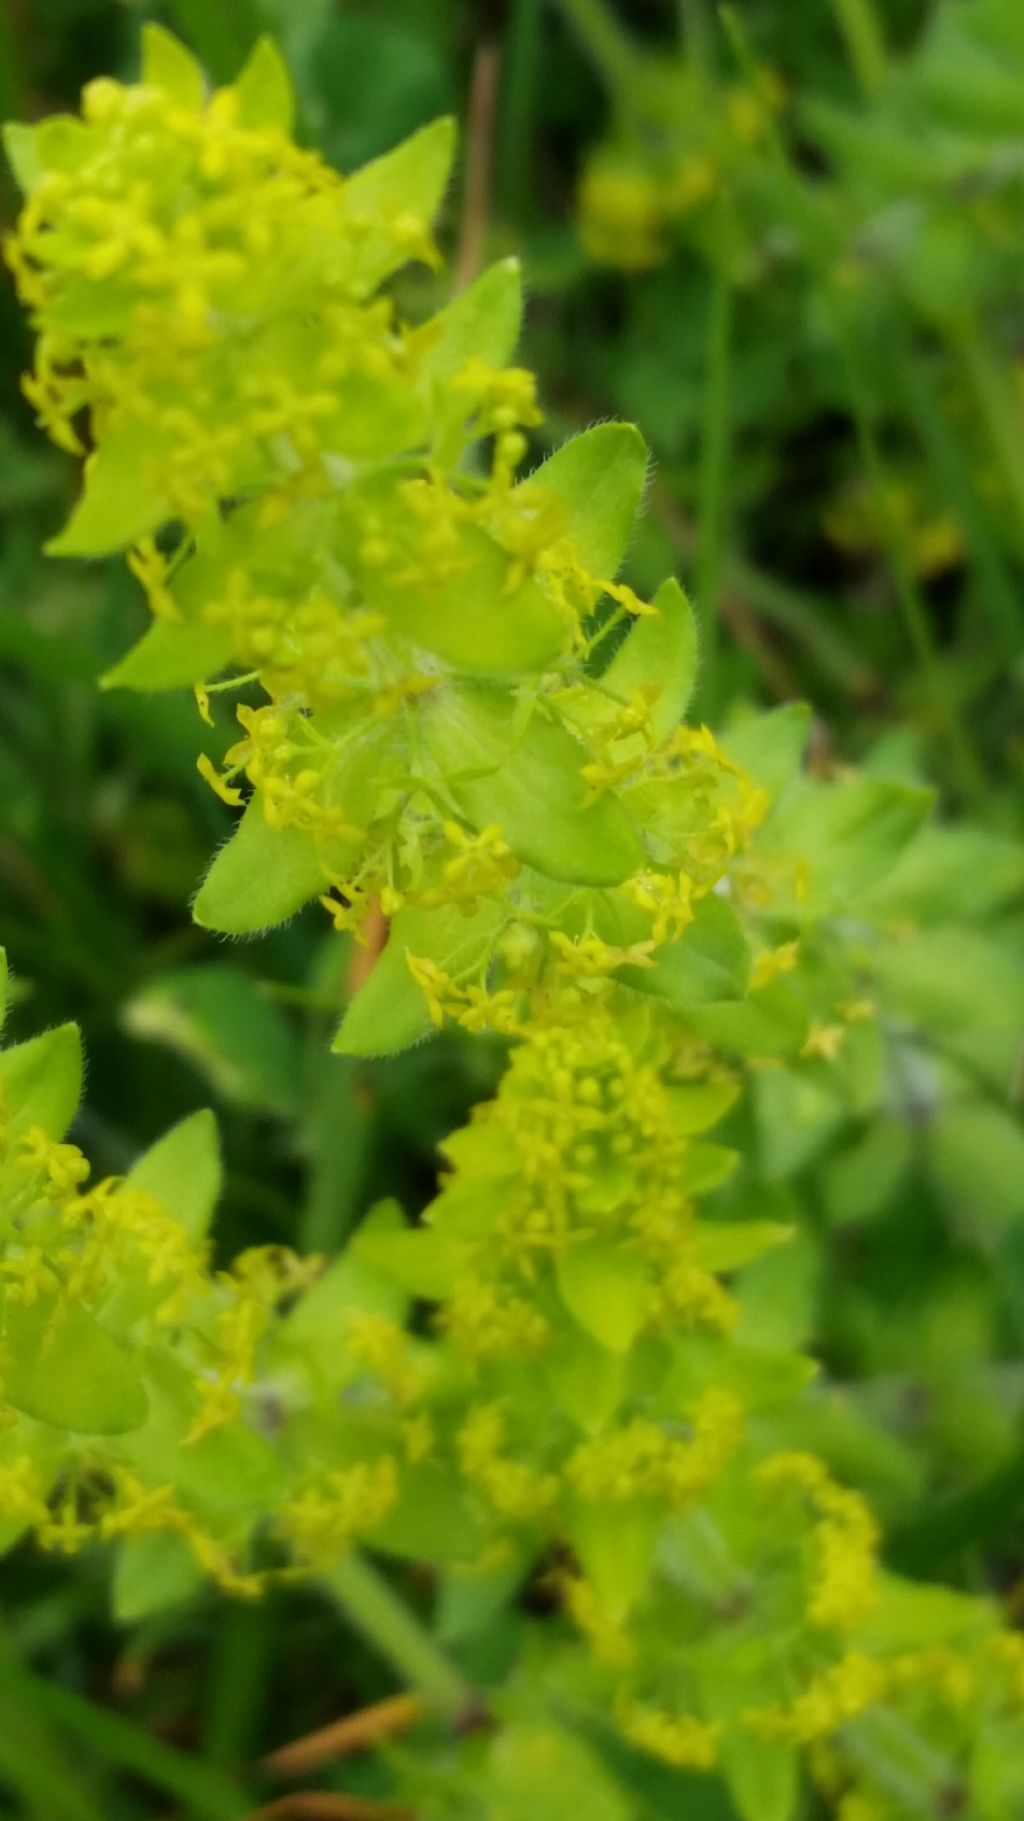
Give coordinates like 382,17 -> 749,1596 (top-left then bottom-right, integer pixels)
694,265 -> 734,718
829,0 -> 888,97
263,1693 -> 425,1780
455,38 -> 501,293
322,1554 -> 474,1724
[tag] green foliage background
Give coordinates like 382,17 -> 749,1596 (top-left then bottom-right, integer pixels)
0,0 -> 1022,1815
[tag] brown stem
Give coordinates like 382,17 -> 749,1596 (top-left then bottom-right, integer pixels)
454,39 -> 501,292
263,1694 -> 425,1781
345,899 -> 388,997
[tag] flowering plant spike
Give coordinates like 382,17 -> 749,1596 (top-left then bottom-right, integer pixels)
6,29 -> 1024,1819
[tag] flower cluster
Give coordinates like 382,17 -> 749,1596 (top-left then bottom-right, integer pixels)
8,31 -> 1024,1821
0,1014 -> 320,1591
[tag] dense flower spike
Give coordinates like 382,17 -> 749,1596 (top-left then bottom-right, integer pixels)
8,31 -> 1024,1820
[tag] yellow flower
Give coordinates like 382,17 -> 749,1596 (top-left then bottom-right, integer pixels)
615,1695 -> 720,1769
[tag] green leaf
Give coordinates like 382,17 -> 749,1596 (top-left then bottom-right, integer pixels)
193,799 -> 324,934
584,1716 -> 737,1818
102,616 -> 234,692
761,778 -> 933,912
720,703 -> 810,803
343,117 -> 456,289
688,982 -> 809,1058
600,576 -> 698,739
350,1224 -> 462,1299
0,950 -> 7,1032
488,1722 -> 633,1821
284,1202 -> 407,1365
729,1741 -> 796,1820
557,1243 -> 647,1353
45,275 -> 136,338
436,1561 -> 522,1645
423,257 -> 523,388
869,928 -> 1024,1040
620,892 -> 750,1010
369,1465 -> 483,1563
113,1532 -> 204,1624
821,1121 -> 913,1227
667,1334 -> 816,1412
734,1227 -> 818,1352
693,1645 -> 798,1821
426,685 -> 643,886
3,1296 -> 148,1434
569,1499 -> 660,1615
356,512 -> 567,675
0,1023 -> 82,1140
336,897 -> 507,1057
422,1178 -> 504,1240
140,24 -> 206,109
680,1141 -> 738,1193
7,115 -> 90,188
546,1326 -> 626,1429
779,1391 -> 919,1503
440,1120 -> 519,1176
664,1078 -> 740,1134
754,1066 -> 846,1180
3,123 -> 40,195
234,36 -> 294,131
345,114 -> 455,212
123,964 -> 301,1115
47,432 -> 171,558
519,423 -> 648,579
856,824 -> 1024,924
123,1110 -> 221,1245
859,1571 -> 996,1654
691,1221 -> 793,1272
929,1101 -> 1024,1229
124,1352 -> 280,1512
